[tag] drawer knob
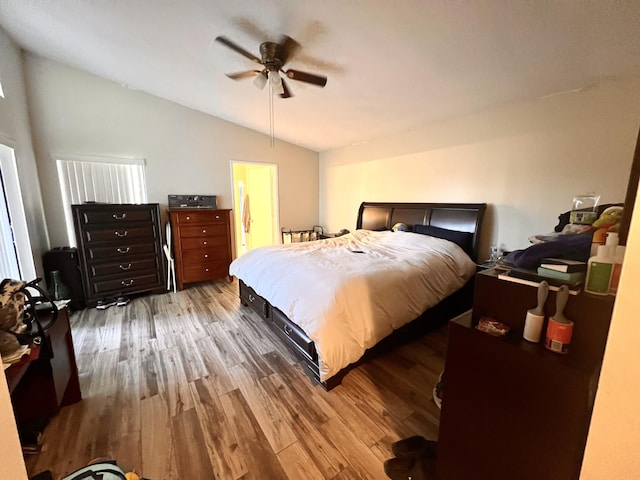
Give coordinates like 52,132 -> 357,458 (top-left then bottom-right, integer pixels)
114,230 -> 128,237
112,213 -> 127,220
205,268 -> 209,272
248,294 -> 255,302
119,263 -> 132,271
284,325 -> 293,336
204,254 -> 208,258
202,229 -> 207,234
121,279 -> 134,287
215,215 -> 220,219
117,247 -> 130,254
203,241 -> 207,245
186,216 -> 190,220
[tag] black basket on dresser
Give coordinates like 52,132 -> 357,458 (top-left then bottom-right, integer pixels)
72,203 -> 166,307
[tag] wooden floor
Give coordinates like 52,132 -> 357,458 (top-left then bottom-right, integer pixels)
25,279 -> 449,480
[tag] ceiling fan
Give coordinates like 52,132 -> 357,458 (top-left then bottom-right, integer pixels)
215,35 -> 328,98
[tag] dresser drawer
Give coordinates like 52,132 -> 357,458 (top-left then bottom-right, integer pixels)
87,242 -> 157,260
178,224 -> 228,238
78,208 -> 154,225
239,281 -> 270,321
179,236 -> 228,250
90,271 -> 162,295
83,225 -> 156,244
89,257 -> 158,278
272,307 -> 316,362
182,261 -> 229,283
182,248 -> 229,265
173,210 -> 229,225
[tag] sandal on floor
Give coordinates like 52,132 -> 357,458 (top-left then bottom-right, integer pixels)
391,435 -> 437,458
383,452 -> 436,480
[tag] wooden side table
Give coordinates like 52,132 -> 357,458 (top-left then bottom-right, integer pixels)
6,306 -> 81,429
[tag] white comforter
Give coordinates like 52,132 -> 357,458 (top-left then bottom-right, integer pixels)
229,229 -> 476,381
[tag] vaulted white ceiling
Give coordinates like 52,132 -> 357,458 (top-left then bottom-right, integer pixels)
1,1 -> 639,152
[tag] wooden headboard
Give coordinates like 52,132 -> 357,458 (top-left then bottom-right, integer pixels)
356,202 -> 487,261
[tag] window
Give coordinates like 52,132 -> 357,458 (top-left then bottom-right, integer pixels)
0,142 -> 35,280
56,154 -> 147,246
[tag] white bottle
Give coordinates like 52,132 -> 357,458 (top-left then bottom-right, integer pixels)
585,245 -> 614,295
609,245 -> 626,295
605,231 -> 619,258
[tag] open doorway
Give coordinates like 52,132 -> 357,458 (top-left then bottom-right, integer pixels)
231,161 -> 279,258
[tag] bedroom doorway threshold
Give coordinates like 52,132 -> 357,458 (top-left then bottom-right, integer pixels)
231,161 -> 279,258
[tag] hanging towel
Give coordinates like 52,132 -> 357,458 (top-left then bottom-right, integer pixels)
242,194 -> 251,234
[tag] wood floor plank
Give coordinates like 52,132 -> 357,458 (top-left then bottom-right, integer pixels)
190,379 -> 248,479
261,372 -> 347,478
313,383 -> 388,448
175,334 -> 209,383
320,416 -> 389,480
229,361 -> 298,453
277,441 -> 326,480
193,335 -> 238,395
97,306 -> 125,352
26,279 -> 448,479
219,388 -> 289,479
110,357 -> 141,439
110,432 -> 142,476
140,392 -> 178,480
171,408 -> 216,479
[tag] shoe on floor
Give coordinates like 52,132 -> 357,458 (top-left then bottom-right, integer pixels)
116,296 -> 130,307
383,451 -> 435,480
96,298 -> 117,310
391,435 -> 437,457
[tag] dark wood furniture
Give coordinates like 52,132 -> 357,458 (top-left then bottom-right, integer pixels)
72,203 -> 166,307
238,201 -> 487,389
436,269 -> 615,480
169,208 -> 233,290
6,306 -> 81,428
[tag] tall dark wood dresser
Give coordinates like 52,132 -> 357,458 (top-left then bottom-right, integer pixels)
168,208 -> 232,290
72,203 -> 166,307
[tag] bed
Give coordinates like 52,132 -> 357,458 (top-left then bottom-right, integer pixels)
230,201 -> 487,389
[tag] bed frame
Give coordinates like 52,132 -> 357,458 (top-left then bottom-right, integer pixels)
239,201 -> 487,390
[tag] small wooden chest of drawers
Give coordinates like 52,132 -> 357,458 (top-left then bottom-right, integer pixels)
72,203 -> 166,307
169,208 -> 233,290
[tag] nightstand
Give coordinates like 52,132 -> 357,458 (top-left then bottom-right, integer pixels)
476,261 -> 496,271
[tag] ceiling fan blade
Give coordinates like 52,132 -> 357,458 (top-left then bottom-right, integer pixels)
280,78 -> 293,99
225,70 -> 261,80
215,36 -> 261,63
283,69 -> 327,87
278,35 -> 300,65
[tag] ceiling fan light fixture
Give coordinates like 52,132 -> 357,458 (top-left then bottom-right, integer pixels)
253,72 -> 267,90
268,70 -> 285,96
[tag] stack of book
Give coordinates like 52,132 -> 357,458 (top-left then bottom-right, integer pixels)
537,258 -> 587,286
497,258 -> 588,295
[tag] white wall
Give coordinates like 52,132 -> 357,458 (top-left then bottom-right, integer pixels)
0,26 -> 39,480
319,78 -> 640,260
0,29 -> 49,275
23,54 -> 319,248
